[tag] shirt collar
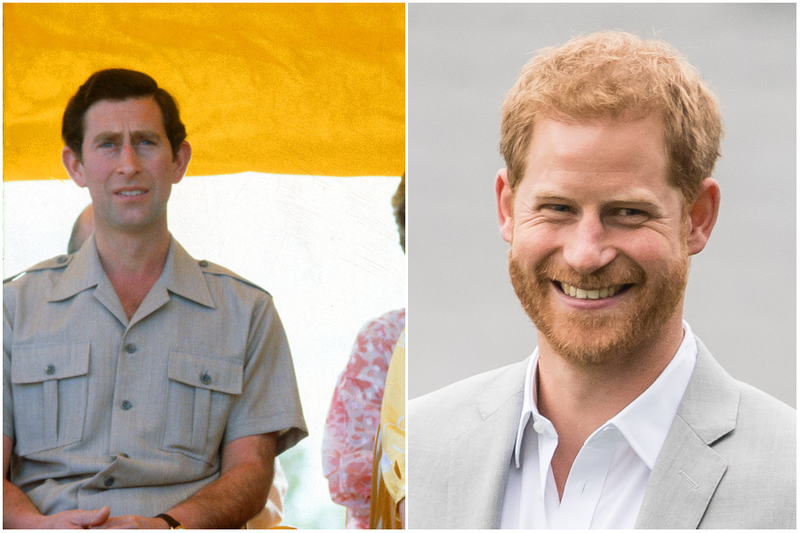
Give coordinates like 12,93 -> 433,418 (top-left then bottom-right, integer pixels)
48,234 -> 106,302
512,321 -> 698,469
48,234 -> 216,309
156,238 -> 216,309
606,321 -> 697,468
513,350 -> 541,468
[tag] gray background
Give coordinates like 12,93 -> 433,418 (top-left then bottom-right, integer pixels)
408,3 -> 796,407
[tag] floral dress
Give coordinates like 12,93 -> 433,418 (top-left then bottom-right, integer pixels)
322,308 -> 406,528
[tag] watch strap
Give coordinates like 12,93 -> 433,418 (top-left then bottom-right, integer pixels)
155,513 -> 185,529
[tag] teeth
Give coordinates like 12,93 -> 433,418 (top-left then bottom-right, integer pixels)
118,191 -> 144,196
560,282 -> 624,300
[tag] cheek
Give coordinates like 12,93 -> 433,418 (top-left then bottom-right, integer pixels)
510,223 -> 560,262
616,231 -> 683,272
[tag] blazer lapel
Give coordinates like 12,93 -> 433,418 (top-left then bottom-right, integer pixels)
636,339 -> 739,528
446,359 -> 527,528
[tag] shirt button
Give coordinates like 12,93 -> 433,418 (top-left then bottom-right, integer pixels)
121,400 -> 133,410
57,256 -> 68,264
104,477 -> 115,487
198,260 -> 209,267
119,453 -> 129,459
124,343 -> 137,354
533,421 -> 546,434
45,364 -> 56,375
200,372 -> 212,385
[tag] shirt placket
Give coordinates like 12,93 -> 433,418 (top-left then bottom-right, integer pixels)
552,425 -> 622,529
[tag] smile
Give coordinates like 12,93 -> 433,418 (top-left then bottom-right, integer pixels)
558,281 -> 631,300
117,190 -> 145,196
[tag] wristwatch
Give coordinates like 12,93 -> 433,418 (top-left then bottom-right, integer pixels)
155,513 -> 185,529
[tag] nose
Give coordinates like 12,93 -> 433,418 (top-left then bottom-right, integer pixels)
561,213 -> 617,275
117,142 -> 141,176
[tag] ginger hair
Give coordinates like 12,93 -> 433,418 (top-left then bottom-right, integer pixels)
500,31 -> 723,204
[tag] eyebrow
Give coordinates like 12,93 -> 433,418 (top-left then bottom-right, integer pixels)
532,189 -> 662,209
91,130 -> 162,145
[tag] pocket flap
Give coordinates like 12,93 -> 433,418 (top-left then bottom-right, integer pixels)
168,351 -> 243,395
11,343 -> 90,384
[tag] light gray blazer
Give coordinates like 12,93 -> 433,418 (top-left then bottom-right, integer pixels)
408,338 -> 796,528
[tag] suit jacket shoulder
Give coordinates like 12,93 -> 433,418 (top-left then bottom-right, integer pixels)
637,337 -> 796,529
409,359 -> 528,528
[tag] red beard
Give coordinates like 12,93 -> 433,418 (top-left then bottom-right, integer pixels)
508,249 -> 688,366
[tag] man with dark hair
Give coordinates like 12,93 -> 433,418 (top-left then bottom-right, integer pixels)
4,69 -> 307,528
409,31 -> 794,528
61,68 -> 187,160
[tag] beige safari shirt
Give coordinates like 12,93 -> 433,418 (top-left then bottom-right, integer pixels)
3,236 -> 307,517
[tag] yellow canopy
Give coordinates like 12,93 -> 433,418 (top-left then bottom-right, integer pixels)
4,3 -> 405,181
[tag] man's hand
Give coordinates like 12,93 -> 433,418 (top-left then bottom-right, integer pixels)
90,514 -> 168,529
39,507 -> 111,529
5,435 -> 112,529
4,503 -> 111,529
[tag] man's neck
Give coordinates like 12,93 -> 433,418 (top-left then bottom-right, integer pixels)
535,314 -> 686,498
94,225 -> 172,320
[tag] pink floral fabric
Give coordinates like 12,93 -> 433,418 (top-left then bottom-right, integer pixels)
322,308 -> 406,529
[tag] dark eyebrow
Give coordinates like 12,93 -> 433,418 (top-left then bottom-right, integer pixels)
91,132 -> 121,145
90,130 -> 162,145
131,130 -> 162,142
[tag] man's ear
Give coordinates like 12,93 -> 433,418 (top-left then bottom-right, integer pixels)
686,178 -> 720,256
496,168 -> 514,243
171,141 -> 192,185
62,147 -> 86,187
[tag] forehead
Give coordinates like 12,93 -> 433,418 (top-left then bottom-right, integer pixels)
530,114 -> 666,170
83,97 -> 165,137
523,114 -> 671,194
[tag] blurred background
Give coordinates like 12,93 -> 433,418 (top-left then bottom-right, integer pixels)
4,4 -> 404,528
408,3 -> 795,407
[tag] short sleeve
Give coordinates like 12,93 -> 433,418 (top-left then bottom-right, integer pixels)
224,294 -> 307,455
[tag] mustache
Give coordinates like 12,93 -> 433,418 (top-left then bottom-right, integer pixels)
530,255 -> 647,289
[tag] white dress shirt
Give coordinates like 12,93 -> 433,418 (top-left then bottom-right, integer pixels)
500,321 -> 698,529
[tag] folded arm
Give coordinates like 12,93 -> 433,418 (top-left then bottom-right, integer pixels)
98,432 -> 277,529
4,432 -> 276,529
4,435 -> 112,528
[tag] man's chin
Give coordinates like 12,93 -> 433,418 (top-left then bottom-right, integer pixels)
537,320 -> 635,366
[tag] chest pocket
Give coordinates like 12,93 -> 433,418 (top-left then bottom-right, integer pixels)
161,351 -> 243,464
10,343 -> 90,456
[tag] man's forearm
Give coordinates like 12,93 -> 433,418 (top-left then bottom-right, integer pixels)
3,478 -> 111,529
4,477 -> 45,528
166,457 -> 274,528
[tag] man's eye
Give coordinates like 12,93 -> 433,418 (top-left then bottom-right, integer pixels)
611,208 -> 650,224
548,204 -> 572,213
99,142 -> 115,148
616,208 -> 650,218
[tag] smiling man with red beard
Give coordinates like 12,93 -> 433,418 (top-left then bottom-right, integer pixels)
409,31 -> 795,529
